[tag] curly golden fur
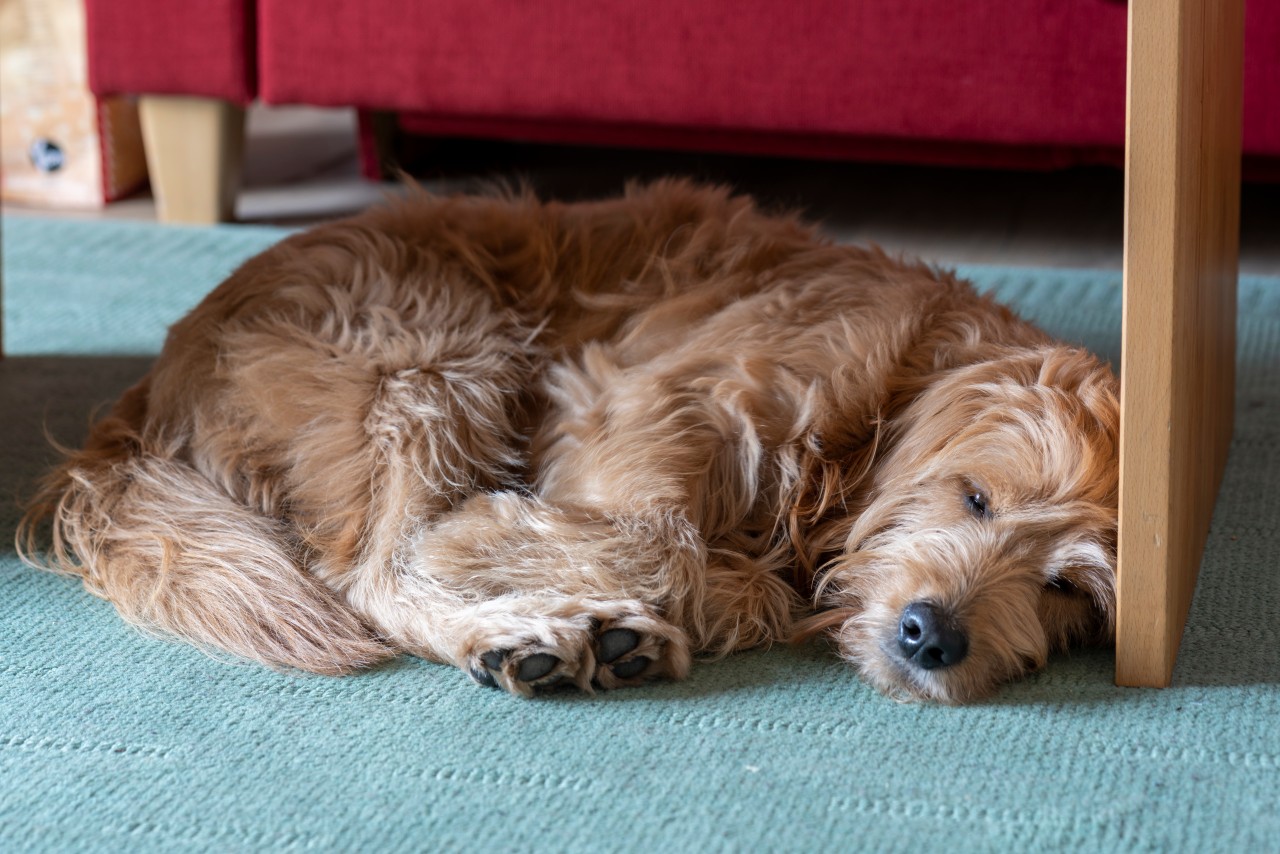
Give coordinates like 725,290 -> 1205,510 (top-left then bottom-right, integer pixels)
18,181 -> 1119,703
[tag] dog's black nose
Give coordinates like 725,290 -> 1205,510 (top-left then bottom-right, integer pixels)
897,601 -> 969,670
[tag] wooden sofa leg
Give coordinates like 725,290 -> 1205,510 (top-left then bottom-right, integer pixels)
1116,0 -> 1244,686
138,96 -> 245,224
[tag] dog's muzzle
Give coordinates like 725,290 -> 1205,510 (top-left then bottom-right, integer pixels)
897,601 -> 969,670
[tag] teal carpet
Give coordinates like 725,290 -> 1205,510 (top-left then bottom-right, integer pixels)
2,215 -> 1278,852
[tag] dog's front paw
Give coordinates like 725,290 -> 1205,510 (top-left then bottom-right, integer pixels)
461,612 -> 596,697
468,647 -> 577,693
589,606 -> 691,689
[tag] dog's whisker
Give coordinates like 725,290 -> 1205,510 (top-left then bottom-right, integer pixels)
789,608 -> 857,643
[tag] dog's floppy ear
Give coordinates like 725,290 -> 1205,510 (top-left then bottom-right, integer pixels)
787,419 -> 882,590
1033,347 -> 1120,632
1034,346 -> 1121,509
1049,536 -> 1118,636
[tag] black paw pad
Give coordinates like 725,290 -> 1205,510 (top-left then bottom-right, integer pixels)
480,650 -> 508,670
610,657 -> 651,680
516,653 -> 559,682
469,666 -> 497,688
597,628 -> 641,663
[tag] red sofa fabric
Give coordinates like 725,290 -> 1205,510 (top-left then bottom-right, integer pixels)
1245,1 -> 1280,157
84,0 -> 1280,171
86,0 -> 257,104
261,0 -> 1131,151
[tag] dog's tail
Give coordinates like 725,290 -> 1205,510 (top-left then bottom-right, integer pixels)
16,382 -> 391,675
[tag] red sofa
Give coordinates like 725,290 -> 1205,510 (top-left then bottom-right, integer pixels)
86,0 -> 1280,219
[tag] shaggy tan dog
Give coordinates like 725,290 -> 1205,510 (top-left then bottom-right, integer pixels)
19,182 -> 1120,703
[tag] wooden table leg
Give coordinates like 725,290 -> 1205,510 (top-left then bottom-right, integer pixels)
138,96 -> 244,225
1117,0 -> 1244,686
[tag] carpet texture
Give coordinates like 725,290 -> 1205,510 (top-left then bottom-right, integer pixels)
2,215 -> 1278,852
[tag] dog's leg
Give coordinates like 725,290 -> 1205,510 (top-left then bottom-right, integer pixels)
382,353 -> 802,695
362,491 -> 695,695
202,276 -> 539,566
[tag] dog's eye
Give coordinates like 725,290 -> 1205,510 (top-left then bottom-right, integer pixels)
1044,576 -> 1078,595
964,491 -> 990,519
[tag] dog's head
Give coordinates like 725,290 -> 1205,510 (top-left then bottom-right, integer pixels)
803,346 -> 1119,703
